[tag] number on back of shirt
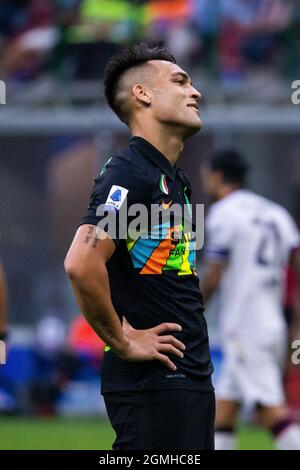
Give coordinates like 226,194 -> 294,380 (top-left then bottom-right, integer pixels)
253,218 -> 282,268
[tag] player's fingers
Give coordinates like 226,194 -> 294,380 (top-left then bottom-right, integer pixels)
157,343 -> 184,359
157,335 -> 186,351
151,322 -> 182,335
154,352 -> 177,371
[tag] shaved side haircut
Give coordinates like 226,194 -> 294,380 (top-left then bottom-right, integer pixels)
103,43 -> 175,124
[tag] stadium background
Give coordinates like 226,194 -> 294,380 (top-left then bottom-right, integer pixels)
0,0 -> 299,450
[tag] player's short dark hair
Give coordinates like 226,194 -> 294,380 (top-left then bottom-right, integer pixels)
103,43 -> 176,121
210,149 -> 249,185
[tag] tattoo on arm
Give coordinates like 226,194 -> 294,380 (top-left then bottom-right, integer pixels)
84,226 -> 94,244
92,237 -> 100,248
84,226 -> 101,248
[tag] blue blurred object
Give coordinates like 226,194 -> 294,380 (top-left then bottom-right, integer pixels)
0,345 -> 36,413
0,346 -> 36,386
0,343 -> 101,415
210,346 -> 223,388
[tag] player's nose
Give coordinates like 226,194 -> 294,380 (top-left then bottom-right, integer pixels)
189,86 -> 201,104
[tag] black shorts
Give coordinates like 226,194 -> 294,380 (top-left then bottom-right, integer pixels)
103,389 -> 215,450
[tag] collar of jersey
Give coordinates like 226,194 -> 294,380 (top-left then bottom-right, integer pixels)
130,136 -> 176,180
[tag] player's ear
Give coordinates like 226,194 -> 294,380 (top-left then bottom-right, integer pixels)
132,84 -> 151,107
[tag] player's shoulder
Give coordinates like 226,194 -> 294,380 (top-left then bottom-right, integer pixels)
206,201 -> 233,233
268,199 -> 290,217
250,194 -> 298,236
98,145 -> 153,185
266,198 -> 296,227
252,191 -> 290,219
208,190 -> 245,219
227,191 -> 294,224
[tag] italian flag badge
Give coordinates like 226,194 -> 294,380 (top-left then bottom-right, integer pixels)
159,175 -> 169,195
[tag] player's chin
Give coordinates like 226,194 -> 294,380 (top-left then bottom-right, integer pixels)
185,117 -> 202,135
194,117 -> 202,130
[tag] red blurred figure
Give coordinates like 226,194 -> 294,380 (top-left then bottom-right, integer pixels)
69,315 -> 105,361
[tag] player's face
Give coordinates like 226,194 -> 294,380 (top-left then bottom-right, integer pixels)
149,61 -> 202,138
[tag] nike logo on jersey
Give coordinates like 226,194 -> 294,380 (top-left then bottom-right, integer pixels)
161,200 -> 173,210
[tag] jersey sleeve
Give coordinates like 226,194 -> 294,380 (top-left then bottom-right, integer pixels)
79,155 -> 151,245
205,205 -> 235,263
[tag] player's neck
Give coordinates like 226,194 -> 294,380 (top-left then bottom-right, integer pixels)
130,124 -> 184,166
218,185 -> 240,200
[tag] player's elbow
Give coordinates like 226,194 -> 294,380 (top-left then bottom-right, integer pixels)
64,253 -> 85,283
211,271 -> 222,289
64,251 -> 105,290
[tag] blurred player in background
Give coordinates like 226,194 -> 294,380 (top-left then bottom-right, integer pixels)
201,149 -> 300,450
65,43 -> 214,450
0,262 -> 8,358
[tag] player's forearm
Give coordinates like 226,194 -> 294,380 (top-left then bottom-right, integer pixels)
201,279 -> 215,305
201,262 -> 224,305
67,266 -> 130,357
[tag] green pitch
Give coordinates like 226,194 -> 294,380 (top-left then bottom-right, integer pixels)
0,417 -> 274,450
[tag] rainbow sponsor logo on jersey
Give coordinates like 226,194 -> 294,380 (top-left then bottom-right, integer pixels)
126,223 -> 196,276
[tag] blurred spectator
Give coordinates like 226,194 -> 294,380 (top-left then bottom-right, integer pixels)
0,1 -> 299,109
0,0 -> 57,81
35,315 -> 66,355
147,0 -> 199,68
30,314 -> 105,415
68,314 -> 105,359
0,263 -> 8,343
30,315 -> 67,415
218,0 -> 294,88
62,0 -> 148,79
192,0 -> 222,75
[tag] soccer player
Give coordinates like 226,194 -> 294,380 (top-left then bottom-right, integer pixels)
201,149 -> 300,450
0,262 -> 8,354
64,43 -> 215,450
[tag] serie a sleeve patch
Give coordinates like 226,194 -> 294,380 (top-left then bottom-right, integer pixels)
104,185 -> 129,211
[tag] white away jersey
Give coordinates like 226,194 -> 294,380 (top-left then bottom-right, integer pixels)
205,190 -> 300,338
